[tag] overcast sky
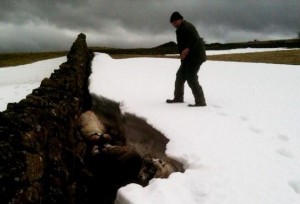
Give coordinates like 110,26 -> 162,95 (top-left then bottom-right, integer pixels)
0,0 -> 299,52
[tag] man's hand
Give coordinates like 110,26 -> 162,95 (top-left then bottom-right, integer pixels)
180,48 -> 190,60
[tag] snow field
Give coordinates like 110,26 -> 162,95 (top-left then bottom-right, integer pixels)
1,50 -> 300,204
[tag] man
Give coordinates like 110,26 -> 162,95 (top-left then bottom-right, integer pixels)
166,11 -> 207,107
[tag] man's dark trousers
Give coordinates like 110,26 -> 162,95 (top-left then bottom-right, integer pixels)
174,60 -> 205,104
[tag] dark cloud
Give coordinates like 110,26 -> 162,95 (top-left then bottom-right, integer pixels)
0,0 -> 299,52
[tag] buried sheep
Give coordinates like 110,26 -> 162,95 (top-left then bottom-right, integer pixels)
78,110 -> 143,182
79,109 -> 182,184
77,95 -> 184,202
78,110 -> 111,155
78,109 -> 142,203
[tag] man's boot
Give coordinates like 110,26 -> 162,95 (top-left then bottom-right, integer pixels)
188,102 -> 206,107
166,82 -> 184,104
166,98 -> 184,103
188,84 -> 206,107
188,94 -> 206,107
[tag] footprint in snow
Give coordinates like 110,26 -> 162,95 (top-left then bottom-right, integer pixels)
212,104 -> 222,109
248,126 -> 263,134
277,134 -> 289,142
240,116 -> 249,122
288,180 -> 300,194
276,149 -> 294,158
218,111 -> 230,117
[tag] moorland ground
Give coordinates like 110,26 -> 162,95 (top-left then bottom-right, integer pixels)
1,49 -> 299,68
1,39 -> 300,67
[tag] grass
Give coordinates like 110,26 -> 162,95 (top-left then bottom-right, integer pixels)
109,50 -> 300,65
0,49 -> 299,68
207,50 -> 300,65
110,54 -> 177,59
110,49 -> 300,65
0,51 -> 67,68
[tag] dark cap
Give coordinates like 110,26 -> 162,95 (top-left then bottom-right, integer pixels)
170,11 -> 183,23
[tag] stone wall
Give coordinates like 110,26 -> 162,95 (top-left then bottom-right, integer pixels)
0,33 -> 94,203
0,33 -> 185,204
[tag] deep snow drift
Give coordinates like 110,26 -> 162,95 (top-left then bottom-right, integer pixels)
90,53 -> 300,204
1,49 -> 300,203
0,57 -> 66,111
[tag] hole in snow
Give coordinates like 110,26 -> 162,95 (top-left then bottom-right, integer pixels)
78,94 -> 184,203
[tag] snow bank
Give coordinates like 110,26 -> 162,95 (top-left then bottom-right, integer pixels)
1,50 -> 300,204
0,57 -> 66,111
90,53 -> 300,204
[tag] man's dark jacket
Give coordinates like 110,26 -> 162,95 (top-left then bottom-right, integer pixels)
176,20 -> 206,64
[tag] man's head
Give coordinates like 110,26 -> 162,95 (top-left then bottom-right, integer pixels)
170,11 -> 183,28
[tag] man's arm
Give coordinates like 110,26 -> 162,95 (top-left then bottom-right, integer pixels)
180,48 -> 189,60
